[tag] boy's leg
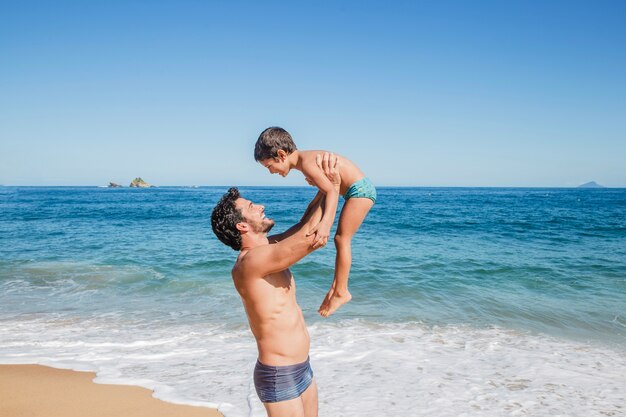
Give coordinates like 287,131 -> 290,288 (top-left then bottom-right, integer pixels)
319,197 -> 374,317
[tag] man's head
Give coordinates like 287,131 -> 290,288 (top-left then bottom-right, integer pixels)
254,127 -> 297,177
211,187 -> 275,251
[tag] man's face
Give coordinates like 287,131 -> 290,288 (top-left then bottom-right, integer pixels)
259,158 -> 290,177
235,197 -> 275,233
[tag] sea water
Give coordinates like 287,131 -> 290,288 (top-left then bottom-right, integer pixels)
1,186 -> 625,416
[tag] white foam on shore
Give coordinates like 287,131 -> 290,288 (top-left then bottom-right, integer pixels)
1,317 -> 624,417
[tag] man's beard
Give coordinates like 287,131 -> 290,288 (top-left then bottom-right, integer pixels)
263,221 -> 275,233
252,219 -> 275,233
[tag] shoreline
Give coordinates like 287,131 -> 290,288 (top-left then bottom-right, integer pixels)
1,324 -> 625,416
0,364 -> 223,417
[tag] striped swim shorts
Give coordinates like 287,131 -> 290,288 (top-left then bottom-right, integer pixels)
253,357 -> 314,403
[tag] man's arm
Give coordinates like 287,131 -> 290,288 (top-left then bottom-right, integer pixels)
268,191 -> 323,243
241,193 -> 326,277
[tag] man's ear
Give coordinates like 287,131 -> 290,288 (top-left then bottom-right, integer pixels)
277,149 -> 287,161
236,222 -> 249,233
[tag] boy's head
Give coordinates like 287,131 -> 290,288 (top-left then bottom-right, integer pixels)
254,127 -> 297,161
255,127 -> 298,177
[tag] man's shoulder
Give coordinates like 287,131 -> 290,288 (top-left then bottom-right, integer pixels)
233,244 -> 273,276
233,255 -> 280,288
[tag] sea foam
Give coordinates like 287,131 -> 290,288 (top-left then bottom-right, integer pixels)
1,317 -> 624,417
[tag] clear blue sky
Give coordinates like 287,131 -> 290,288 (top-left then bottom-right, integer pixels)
1,0 -> 625,186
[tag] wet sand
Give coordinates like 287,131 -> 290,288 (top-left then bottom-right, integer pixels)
0,364 -> 223,417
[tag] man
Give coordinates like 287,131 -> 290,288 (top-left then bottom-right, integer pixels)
211,154 -> 339,417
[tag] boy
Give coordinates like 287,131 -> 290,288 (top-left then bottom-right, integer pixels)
254,126 -> 377,317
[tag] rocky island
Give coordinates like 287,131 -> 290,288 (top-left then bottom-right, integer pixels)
578,181 -> 605,188
107,182 -> 122,188
129,177 -> 152,188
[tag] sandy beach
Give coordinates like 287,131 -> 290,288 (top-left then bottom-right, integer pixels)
0,364 -> 222,417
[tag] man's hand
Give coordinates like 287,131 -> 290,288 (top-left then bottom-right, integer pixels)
315,152 -> 341,188
309,221 -> 331,248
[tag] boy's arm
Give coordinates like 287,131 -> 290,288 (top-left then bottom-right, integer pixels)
268,153 -> 338,244
268,191 -> 323,243
241,193 -> 326,276
301,153 -> 340,247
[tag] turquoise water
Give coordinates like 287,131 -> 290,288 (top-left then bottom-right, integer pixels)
2,186 -> 624,342
1,186 -> 625,416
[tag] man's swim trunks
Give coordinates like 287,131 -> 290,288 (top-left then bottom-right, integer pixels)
343,177 -> 377,203
253,357 -> 314,403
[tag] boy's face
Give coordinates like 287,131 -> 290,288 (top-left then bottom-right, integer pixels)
259,157 -> 290,177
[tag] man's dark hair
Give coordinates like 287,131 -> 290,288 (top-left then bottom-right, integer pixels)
254,126 -> 297,161
211,187 -> 244,251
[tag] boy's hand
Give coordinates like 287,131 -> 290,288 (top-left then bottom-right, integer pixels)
309,221 -> 331,248
315,152 -> 341,187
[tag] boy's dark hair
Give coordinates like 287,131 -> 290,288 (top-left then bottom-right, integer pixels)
254,126 -> 297,161
211,187 -> 244,251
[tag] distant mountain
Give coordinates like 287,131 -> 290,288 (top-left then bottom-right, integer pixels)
577,181 -> 605,188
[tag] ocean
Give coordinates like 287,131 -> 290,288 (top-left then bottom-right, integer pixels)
1,186 -> 625,416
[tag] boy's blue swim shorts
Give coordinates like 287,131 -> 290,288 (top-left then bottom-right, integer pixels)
343,177 -> 377,203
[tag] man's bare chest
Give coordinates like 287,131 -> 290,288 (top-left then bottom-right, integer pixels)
264,268 -> 293,289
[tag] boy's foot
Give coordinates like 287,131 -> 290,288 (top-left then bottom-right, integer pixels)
319,289 -> 352,317
318,288 -> 334,316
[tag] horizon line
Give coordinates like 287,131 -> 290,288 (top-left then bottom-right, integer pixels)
0,184 -> 621,189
